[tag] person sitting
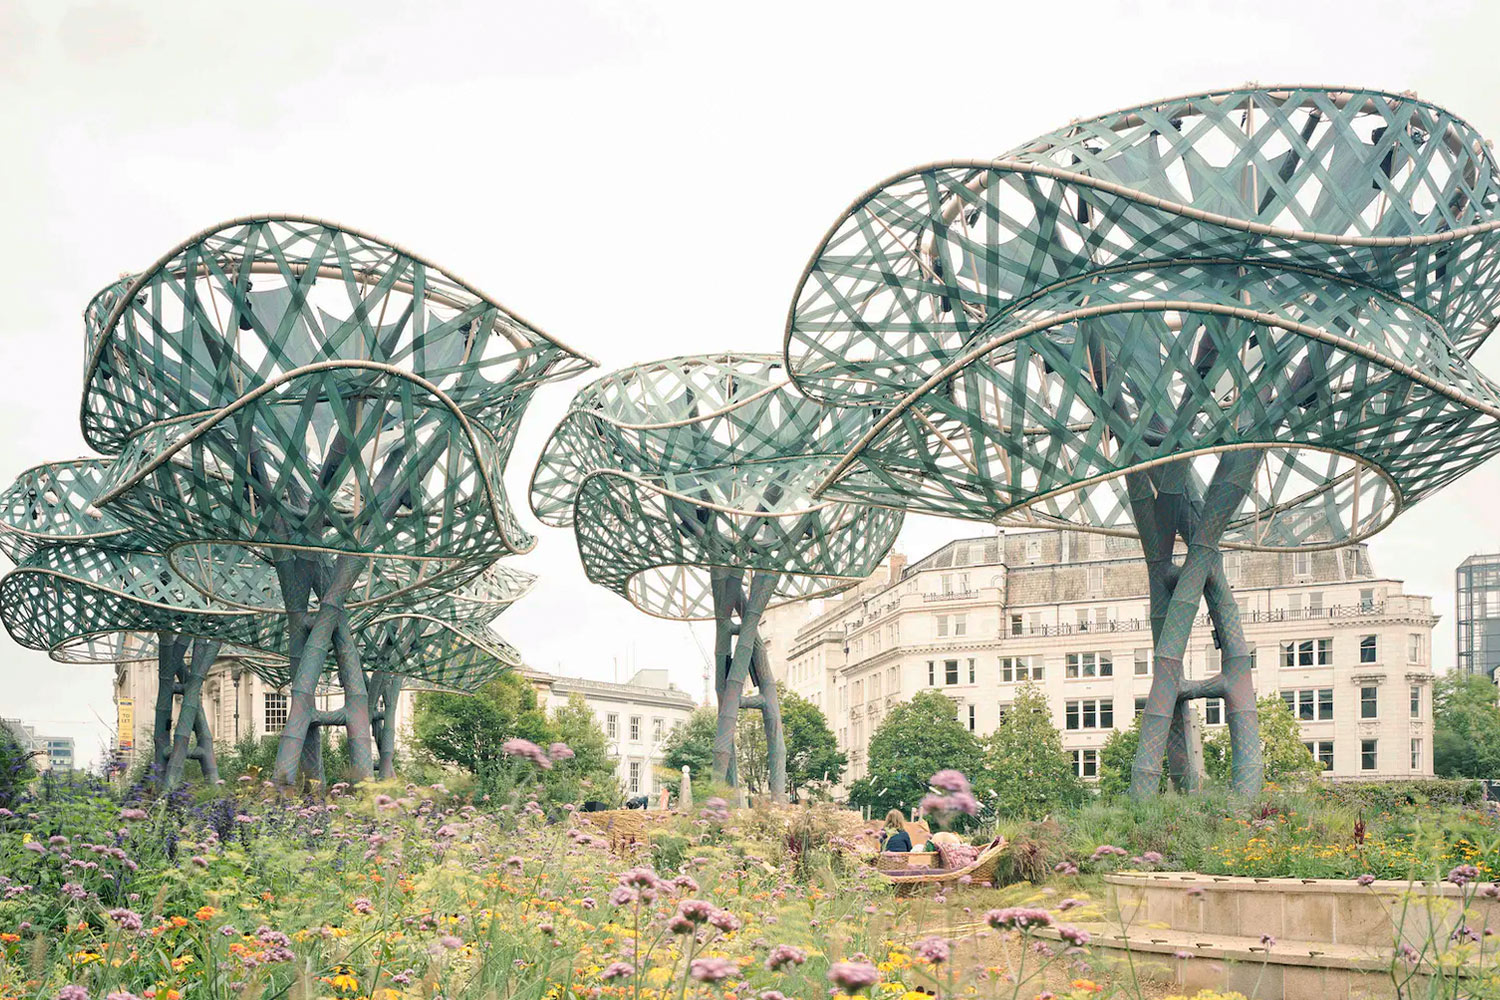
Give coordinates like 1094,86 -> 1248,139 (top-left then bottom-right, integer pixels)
879,809 -> 913,853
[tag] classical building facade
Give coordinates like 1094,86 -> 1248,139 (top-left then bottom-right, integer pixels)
112,647 -> 695,798
112,649 -> 423,770
527,667 -> 696,798
764,530 -> 1437,787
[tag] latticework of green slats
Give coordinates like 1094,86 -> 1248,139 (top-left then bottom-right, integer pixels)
783,86 -> 1500,799
531,353 -> 903,619
531,353 -> 903,799
0,216 -> 587,787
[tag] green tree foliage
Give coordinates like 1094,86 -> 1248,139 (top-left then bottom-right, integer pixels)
542,694 -> 621,806
413,678 -> 621,806
1433,673 -> 1500,778
735,685 -> 847,800
661,707 -> 717,782
1205,695 -> 1322,786
979,681 -> 1085,819
1098,717 -> 1141,799
847,690 -> 981,817
413,672 -> 551,775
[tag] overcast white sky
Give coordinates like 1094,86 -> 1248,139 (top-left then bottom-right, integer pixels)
4,0 -> 1500,767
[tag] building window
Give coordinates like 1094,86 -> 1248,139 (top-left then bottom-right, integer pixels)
1225,551 -> 1242,585
1307,592 -> 1324,616
1010,614 -> 1024,636
262,693 -> 289,734
998,703 -> 1011,724
1065,698 -> 1113,730
945,660 -> 960,685
1134,696 -> 1147,717
1410,685 -> 1421,719
1071,748 -> 1099,778
1065,651 -> 1112,678
1280,688 -> 1333,721
927,661 -> 936,686
1086,565 -> 1104,595
1134,649 -> 1151,676
1280,638 -> 1333,667
1303,740 -> 1334,771
1000,656 -> 1041,682
1025,538 -> 1040,563
967,705 -> 976,732
954,614 -> 968,637
1411,738 -> 1423,770
1361,739 -> 1378,771
968,658 -> 977,683
1408,633 -> 1425,664
1360,635 -> 1377,663
630,716 -> 642,741
1205,646 -> 1222,674
607,713 -> 618,739
629,761 -> 641,794
1359,587 -> 1376,610
1293,551 -> 1312,577
1360,686 -> 1378,720
936,616 -> 948,638
1204,698 -> 1224,726
653,717 -> 664,741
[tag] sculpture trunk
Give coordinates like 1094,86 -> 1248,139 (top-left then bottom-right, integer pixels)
334,618 -> 374,782
1128,451 -> 1262,799
164,638 -> 220,788
152,634 -> 186,778
272,556 -> 361,787
749,638 -> 787,802
712,571 -> 776,787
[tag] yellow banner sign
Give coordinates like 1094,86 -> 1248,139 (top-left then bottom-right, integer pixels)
117,698 -> 134,750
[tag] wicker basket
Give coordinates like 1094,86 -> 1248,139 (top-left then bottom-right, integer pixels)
874,851 -> 937,871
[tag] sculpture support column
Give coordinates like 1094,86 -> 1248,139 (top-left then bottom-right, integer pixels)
152,633 -> 187,778
164,638 -> 220,788
273,555 -> 361,787
1129,451 -> 1260,799
712,571 -> 775,788
749,636 -> 786,801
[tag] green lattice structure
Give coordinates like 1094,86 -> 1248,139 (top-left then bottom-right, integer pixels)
0,217 -> 589,786
531,354 -> 903,798
784,87 -> 1500,797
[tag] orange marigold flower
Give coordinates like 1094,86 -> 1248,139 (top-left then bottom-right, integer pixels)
169,916 -> 189,929
0,933 -> 20,944
195,906 -> 218,921
1070,980 -> 1103,993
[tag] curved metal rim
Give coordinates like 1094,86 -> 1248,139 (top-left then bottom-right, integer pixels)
782,157 -> 1500,390
80,213 -> 599,449
93,357 -> 536,557
807,299 -> 1500,512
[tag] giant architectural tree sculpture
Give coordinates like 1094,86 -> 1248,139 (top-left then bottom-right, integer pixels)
530,354 -> 902,799
0,217 -> 592,787
783,87 -> 1500,797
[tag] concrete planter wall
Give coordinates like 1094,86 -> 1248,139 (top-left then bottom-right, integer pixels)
1108,871 -> 1497,949
1038,872 -> 1498,999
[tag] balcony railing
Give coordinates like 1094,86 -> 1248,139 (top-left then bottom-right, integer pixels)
1006,601 -> 1411,639
922,589 -> 980,603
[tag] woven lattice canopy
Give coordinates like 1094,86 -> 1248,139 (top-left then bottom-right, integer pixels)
785,86 -> 1500,549
79,216 -> 593,597
530,353 -> 903,619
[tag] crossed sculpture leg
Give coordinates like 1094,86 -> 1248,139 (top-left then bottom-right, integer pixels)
710,570 -> 788,802
151,633 -> 222,788
1127,453 -> 1264,799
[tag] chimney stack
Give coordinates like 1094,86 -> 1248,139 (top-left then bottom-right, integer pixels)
887,552 -> 907,583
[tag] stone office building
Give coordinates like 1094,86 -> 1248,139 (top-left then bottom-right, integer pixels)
764,529 -> 1436,787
